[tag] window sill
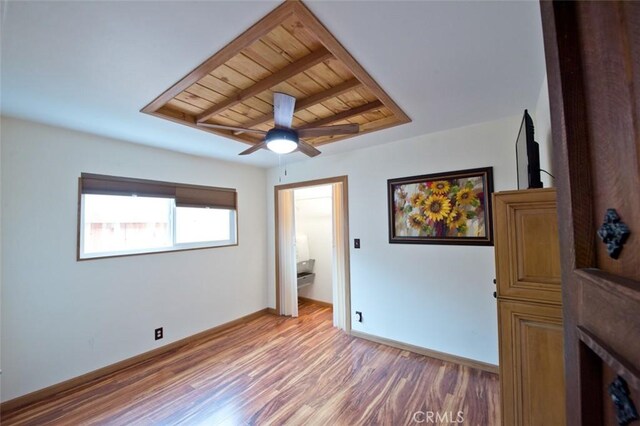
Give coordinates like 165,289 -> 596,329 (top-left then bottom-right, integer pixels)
77,242 -> 238,261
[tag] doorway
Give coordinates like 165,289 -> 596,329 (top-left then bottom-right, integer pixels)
294,185 -> 333,309
274,176 -> 351,332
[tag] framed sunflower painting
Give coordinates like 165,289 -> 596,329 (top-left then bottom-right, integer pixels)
387,167 -> 494,245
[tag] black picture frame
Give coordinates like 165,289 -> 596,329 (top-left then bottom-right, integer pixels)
387,167 -> 494,246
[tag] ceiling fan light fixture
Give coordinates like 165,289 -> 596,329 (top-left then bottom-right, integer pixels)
265,128 -> 298,154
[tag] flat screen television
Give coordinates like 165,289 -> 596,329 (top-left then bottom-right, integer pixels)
516,109 -> 543,189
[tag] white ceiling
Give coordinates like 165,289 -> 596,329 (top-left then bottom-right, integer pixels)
0,0 -> 546,168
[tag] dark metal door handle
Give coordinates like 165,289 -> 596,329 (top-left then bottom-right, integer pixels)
608,376 -> 638,426
598,209 -> 630,259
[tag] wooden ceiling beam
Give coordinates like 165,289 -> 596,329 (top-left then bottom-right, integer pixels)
141,1 -> 296,114
291,1 -> 411,125
196,47 -> 333,124
234,78 -> 362,132
297,100 -> 383,129
142,0 -> 412,151
152,107 -> 261,145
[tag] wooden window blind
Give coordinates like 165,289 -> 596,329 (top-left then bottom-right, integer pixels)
80,173 -> 236,209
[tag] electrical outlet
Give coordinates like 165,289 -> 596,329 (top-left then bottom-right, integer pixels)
155,327 -> 163,340
355,311 -> 363,323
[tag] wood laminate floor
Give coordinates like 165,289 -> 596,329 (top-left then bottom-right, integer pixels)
2,301 -> 500,425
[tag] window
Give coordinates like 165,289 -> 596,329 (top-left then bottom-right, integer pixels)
78,174 -> 237,259
175,207 -> 233,243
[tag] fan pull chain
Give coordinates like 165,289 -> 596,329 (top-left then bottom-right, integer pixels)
277,154 -> 288,184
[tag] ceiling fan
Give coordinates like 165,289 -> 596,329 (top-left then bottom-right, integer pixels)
196,93 -> 359,157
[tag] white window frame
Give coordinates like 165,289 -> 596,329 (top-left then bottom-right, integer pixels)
172,204 -> 237,250
78,176 -> 238,260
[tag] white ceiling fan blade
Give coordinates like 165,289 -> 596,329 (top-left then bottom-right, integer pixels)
197,123 -> 267,135
296,123 -> 359,138
239,141 -> 267,155
296,140 -> 321,157
273,92 -> 296,128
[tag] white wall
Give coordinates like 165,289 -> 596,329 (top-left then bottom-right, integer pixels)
267,115 -> 522,365
0,117 -> 268,402
294,187 -> 333,304
535,74 -> 554,188
0,115 -> 3,396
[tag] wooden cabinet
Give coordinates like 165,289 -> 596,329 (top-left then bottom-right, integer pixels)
493,189 -> 565,426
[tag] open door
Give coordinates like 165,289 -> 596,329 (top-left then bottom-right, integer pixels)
275,176 -> 351,331
277,188 -> 298,317
542,2 -> 640,424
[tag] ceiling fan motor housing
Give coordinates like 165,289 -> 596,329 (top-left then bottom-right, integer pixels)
267,127 -> 299,143
265,127 -> 299,154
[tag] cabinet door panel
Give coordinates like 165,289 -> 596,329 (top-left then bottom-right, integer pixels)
493,190 -> 562,304
498,300 -> 566,426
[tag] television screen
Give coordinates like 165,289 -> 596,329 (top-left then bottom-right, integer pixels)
516,110 -> 543,189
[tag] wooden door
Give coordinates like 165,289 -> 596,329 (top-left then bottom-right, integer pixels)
498,299 -> 565,426
541,2 -> 640,425
493,190 -> 562,305
494,189 -> 566,425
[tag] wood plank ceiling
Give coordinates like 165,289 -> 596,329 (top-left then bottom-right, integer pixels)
142,0 -> 411,149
